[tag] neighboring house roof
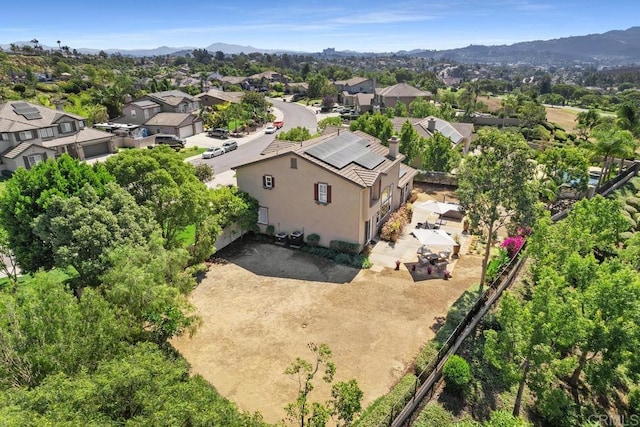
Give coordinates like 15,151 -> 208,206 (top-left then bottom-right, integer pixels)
2,142 -> 54,159
132,100 -> 160,109
287,82 -> 308,89
195,90 -> 243,104
146,90 -> 198,106
376,83 -> 431,98
249,71 -> 283,80
0,101 -> 83,132
235,130 -> 415,188
414,116 -> 466,145
334,76 -> 370,86
144,112 -> 200,127
219,76 -> 246,85
42,127 -> 114,148
355,93 -> 375,106
391,116 -> 473,147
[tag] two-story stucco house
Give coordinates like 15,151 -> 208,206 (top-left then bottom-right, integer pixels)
375,83 -> 432,109
234,130 -> 417,248
0,101 -> 115,174
195,89 -> 244,109
117,90 -> 203,137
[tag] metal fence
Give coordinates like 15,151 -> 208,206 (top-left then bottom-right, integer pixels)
378,163 -> 640,427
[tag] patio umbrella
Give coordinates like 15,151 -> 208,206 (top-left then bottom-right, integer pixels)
413,200 -> 461,216
411,229 -> 457,250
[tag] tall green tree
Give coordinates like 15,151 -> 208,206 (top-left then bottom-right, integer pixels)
409,97 -> 438,118
399,120 -> 420,164
105,146 -> 210,247
0,155 -> 113,273
591,125 -> 636,187
537,146 -> 590,198
456,129 -> 537,287
422,133 -> 461,173
0,271 -> 126,388
32,182 -> 158,288
349,113 -> 393,145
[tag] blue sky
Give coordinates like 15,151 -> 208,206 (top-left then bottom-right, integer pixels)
3,0 -> 639,52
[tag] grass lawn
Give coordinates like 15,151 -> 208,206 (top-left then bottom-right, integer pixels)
177,147 -> 206,160
176,224 -> 196,247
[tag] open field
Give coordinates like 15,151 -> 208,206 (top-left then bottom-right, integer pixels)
172,229 -> 483,422
478,95 -> 578,133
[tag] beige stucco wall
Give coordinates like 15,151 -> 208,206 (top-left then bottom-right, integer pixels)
236,153 -> 409,247
236,154 -> 366,246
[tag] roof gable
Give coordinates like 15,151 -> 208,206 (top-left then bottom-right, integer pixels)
235,130 -> 413,188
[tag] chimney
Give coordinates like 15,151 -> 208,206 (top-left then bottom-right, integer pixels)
388,135 -> 399,159
427,117 -> 436,132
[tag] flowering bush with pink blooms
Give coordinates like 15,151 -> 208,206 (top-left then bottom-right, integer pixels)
501,235 -> 525,258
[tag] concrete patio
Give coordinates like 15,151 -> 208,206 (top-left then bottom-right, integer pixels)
368,198 -> 471,278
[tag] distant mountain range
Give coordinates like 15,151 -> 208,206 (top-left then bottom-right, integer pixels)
3,27 -> 640,66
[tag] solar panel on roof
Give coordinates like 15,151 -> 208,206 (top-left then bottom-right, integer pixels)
355,152 -> 385,169
23,112 -> 42,120
11,103 -> 42,120
305,133 -> 386,171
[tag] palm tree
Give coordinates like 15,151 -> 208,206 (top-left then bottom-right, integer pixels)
57,40 -> 61,50
593,126 -> 636,187
30,39 -> 39,50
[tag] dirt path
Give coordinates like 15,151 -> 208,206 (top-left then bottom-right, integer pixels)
172,240 -> 483,423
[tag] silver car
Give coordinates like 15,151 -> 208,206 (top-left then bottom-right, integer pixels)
202,147 -> 225,159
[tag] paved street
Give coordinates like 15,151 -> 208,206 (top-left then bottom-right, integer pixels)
186,98 -> 325,187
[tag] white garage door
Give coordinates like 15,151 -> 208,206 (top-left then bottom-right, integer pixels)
178,126 -> 193,138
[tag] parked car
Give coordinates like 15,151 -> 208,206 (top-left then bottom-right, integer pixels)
154,134 -> 186,149
265,125 -> 277,134
202,147 -> 225,159
207,128 -> 230,139
222,141 -> 238,152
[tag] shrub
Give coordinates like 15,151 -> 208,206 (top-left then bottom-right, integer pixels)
265,225 -> 275,236
329,240 -> 361,254
501,235 -> 525,258
486,249 -> 510,283
306,233 -> 320,247
380,206 -> 411,241
442,355 -> 471,394
413,403 -> 455,427
354,374 -> 418,427
334,253 -> 352,265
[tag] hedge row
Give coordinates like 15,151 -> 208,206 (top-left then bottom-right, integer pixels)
301,245 -> 371,269
354,373 -> 418,427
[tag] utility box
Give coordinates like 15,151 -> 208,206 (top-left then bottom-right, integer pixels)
275,231 -> 288,246
289,231 -> 304,248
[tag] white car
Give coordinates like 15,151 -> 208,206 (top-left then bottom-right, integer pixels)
265,125 -> 277,134
202,147 -> 225,159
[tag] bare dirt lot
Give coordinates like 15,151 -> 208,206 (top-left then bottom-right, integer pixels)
172,218 -> 483,422
478,95 -> 579,133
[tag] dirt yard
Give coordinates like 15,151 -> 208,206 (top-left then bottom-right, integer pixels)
172,238 -> 483,423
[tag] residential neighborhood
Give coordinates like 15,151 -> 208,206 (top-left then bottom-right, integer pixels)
1,22 -> 640,427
